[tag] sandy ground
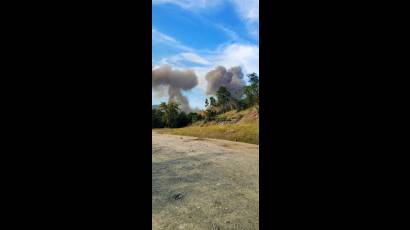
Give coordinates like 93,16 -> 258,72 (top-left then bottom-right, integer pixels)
152,131 -> 259,230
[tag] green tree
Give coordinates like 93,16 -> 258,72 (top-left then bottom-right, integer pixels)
209,96 -> 217,107
205,98 -> 209,108
176,111 -> 190,127
152,108 -> 166,128
158,102 -> 167,111
204,109 -> 217,122
216,86 -> 230,105
152,109 -> 161,128
236,98 -> 248,111
187,112 -> 201,123
159,102 -> 181,128
243,73 -> 259,109
216,86 -> 237,112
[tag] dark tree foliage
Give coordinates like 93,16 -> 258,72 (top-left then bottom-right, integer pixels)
236,99 -> 248,111
209,96 -> 217,107
204,109 -> 217,122
187,112 -> 202,123
152,102 -> 202,128
176,112 -> 191,127
216,86 -> 231,111
152,109 -> 165,128
215,86 -> 239,113
243,73 -> 259,108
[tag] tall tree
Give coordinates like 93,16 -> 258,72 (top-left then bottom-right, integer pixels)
216,86 -> 236,112
209,96 -> 217,107
158,102 -> 180,128
243,73 -> 259,108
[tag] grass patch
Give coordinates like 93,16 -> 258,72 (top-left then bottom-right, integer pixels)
154,107 -> 259,145
155,122 -> 259,145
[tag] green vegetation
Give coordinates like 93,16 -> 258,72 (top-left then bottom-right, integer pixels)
152,102 -> 202,128
152,73 -> 259,144
156,107 -> 259,144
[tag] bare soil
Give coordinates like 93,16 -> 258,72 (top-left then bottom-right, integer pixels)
152,131 -> 259,230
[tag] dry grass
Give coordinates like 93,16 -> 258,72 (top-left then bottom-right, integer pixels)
155,107 -> 259,145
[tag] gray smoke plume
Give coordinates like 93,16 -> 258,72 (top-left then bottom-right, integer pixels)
152,65 -> 198,112
205,66 -> 246,98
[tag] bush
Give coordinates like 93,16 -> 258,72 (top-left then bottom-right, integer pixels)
204,109 -> 217,122
176,112 -> 190,128
215,115 -> 231,123
152,109 -> 165,128
187,112 -> 202,123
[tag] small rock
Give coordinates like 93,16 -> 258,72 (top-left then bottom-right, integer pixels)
171,193 -> 184,200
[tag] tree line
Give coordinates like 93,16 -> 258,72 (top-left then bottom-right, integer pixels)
152,102 -> 202,128
152,73 -> 259,128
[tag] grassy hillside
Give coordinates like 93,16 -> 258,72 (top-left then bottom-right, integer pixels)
155,107 -> 259,145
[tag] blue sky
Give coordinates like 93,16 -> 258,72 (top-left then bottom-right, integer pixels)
152,0 -> 259,110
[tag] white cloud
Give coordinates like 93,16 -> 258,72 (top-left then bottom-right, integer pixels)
152,0 -> 222,10
211,43 -> 259,75
152,28 -> 193,52
160,52 -> 211,66
215,24 -> 240,41
230,0 -> 259,22
189,66 -> 213,92
162,43 -> 259,75
230,0 -> 259,38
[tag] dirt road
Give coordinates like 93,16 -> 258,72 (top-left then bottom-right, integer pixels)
152,131 -> 259,230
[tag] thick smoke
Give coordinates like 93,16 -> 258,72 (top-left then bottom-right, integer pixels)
205,66 -> 246,98
152,65 -> 198,112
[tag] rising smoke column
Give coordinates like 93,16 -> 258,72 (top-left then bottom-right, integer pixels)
152,65 -> 198,112
204,66 -> 246,98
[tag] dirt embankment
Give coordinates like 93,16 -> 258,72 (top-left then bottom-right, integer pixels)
152,131 -> 259,230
